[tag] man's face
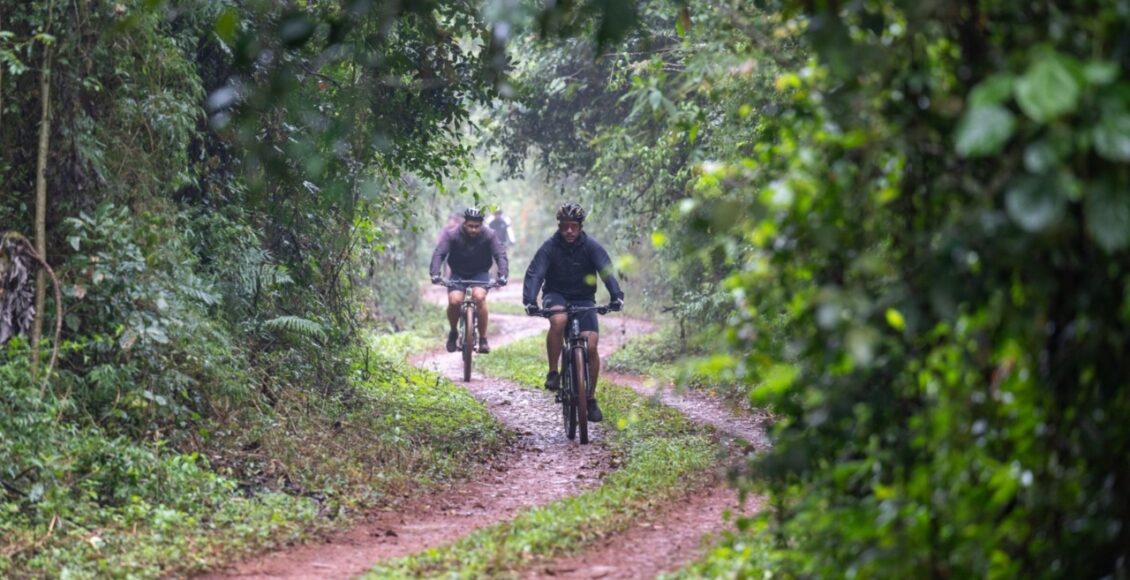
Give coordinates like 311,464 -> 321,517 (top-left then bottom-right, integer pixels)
462,219 -> 484,237
558,220 -> 583,244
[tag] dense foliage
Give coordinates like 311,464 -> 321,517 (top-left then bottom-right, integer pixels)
0,0 -> 510,573
496,0 -> 1130,576
4,0 -> 1129,575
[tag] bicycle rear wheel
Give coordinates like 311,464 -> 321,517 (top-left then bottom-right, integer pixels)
573,346 -> 589,444
462,307 -> 474,381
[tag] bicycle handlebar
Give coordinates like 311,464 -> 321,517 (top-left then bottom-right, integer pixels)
434,278 -> 501,289
528,304 -> 616,317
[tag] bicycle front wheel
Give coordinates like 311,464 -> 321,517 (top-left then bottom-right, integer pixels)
462,307 -> 474,382
573,346 -> 589,444
561,352 -> 576,440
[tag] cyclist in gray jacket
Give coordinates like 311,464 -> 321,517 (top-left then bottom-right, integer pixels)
523,202 -> 624,422
430,208 -> 509,353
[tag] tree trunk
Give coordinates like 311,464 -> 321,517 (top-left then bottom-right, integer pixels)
31,43 -> 53,376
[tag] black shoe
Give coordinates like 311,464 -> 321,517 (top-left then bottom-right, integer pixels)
478,337 -> 490,354
587,398 -> 603,422
446,330 -> 458,353
544,371 -> 560,391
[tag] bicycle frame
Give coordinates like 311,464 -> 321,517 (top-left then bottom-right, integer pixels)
438,278 -> 498,381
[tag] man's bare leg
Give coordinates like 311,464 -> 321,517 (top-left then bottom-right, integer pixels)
547,310 -> 566,374
447,290 -> 464,333
472,287 -> 489,336
582,331 -> 600,395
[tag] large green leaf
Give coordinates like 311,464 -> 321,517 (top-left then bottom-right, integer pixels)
1085,180 -> 1130,252
1015,55 -> 1081,123
1005,172 -> 1068,232
969,74 -> 1015,107
955,105 -> 1016,157
1092,113 -> 1130,162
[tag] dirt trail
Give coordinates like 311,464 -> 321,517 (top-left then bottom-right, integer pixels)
204,284 -> 767,579
527,478 -> 762,580
513,308 -> 771,579
202,288 -> 629,579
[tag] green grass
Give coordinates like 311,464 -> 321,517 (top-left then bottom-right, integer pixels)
1,344 -> 508,578
605,324 -> 752,412
486,298 -> 529,316
363,336 -> 720,578
369,302 -> 449,359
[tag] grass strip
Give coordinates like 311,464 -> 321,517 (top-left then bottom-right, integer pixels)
363,336 -> 721,578
368,302 -> 449,360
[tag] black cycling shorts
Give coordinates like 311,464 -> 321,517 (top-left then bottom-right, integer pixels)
542,292 -> 598,333
448,271 -> 491,292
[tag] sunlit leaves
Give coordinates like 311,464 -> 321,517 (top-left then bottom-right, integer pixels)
750,363 -> 798,406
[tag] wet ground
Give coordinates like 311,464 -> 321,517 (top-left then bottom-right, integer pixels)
203,284 -> 768,579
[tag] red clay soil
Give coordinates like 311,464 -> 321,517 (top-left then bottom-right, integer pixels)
201,312 -> 616,579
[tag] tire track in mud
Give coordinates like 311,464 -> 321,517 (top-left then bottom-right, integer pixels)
201,304 -> 619,579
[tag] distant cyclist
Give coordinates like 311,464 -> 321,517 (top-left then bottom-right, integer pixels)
485,208 -> 515,248
522,202 -> 624,422
430,208 -> 509,354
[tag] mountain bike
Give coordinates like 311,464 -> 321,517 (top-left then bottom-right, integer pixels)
532,304 -> 613,444
437,278 -> 499,381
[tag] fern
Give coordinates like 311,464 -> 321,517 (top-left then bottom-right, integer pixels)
263,315 -> 325,340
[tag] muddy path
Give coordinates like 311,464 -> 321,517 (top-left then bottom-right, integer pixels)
517,384 -> 769,579
526,477 -> 762,580
202,299 -> 623,579
204,284 -> 767,579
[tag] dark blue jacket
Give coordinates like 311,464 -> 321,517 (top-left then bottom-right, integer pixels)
523,232 -> 624,304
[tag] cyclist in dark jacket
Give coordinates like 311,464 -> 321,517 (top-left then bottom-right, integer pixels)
431,208 -> 509,353
523,202 -> 624,422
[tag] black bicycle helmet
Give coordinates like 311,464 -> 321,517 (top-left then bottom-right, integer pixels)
463,207 -> 485,221
556,202 -> 586,223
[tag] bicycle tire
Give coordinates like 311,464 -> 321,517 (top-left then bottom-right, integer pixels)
573,346 -> 589,444
561,352 -> 576,440
462,306 -> 474,382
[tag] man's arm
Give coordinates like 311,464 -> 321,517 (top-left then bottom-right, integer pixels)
523,241 -> 551,306
429,229 -> 452,278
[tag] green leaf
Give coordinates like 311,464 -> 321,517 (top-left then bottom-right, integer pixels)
969,74 -> 1014,107
955,105 -> 1016,157
1085,180 -> 1130,252
1022,141 -> 1060,173
751,364 -> 799,405
885,308 -> 906,331
1005,173 -> 1068,232
264,315 -> 326,340
1092,113 -> 1130,162
1083,61 -> 1119,85
1015,55 -> 1081,123
214,8 -> 240,43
